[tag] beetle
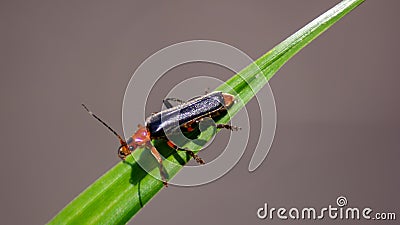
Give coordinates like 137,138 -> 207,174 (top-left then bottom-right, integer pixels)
82,91 -> 239,186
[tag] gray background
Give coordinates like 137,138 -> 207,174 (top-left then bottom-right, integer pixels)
1,0 -> 399,224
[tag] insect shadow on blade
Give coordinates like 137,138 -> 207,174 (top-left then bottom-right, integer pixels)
82,91 -> 240,187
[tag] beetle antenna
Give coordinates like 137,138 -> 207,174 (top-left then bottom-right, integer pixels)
81,104 -> 125,143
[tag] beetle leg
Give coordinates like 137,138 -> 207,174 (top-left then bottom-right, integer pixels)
147,143 -> 168,187
163,98 -> 186,109
182,121 -> 196,132
167,140 -> 205,164
178,149 -> 205,164
216,124 -> 241,131
194,118 -> 241,131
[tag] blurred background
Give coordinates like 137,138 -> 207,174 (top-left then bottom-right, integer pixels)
1,1 -> 399,224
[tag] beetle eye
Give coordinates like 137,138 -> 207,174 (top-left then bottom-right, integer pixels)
129,146 -> 134,151
117,145 -> 129,159
118,147 -> 124,156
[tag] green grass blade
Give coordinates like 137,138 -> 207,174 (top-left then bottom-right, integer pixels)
48,0 -> 364,224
